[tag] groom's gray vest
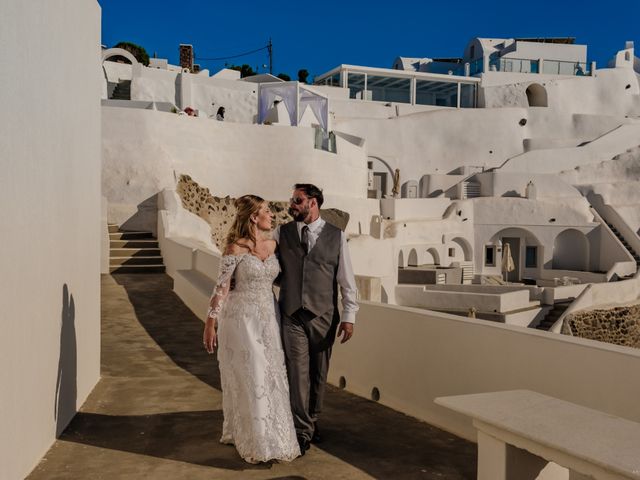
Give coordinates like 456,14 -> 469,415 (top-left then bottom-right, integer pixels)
279,221 -> 341,318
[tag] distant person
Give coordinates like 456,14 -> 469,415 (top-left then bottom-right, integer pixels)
575,63 -> 585,76
183,106 -> 197,117
216,106 -> 225,121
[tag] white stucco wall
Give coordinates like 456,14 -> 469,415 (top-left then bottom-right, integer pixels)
501,123 -> 640,173
335,107 -> 528,179
469,197 -> 623,276
129,66 -> 260,122
102,107 -> 368,232
0,1 -> 102,479
473,171 -> 583,199
131,64 -> 180,107
396,285 -> 532,313
102,60 -> 133,83
506,41 -> 587,64
329,302 -> 640,442
482,67 -> 640,114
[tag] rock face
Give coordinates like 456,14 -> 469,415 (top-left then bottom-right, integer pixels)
176,175 -> 348,250
565,305 -> 640,349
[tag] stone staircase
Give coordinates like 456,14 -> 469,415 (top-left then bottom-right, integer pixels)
606,222 -> 640,268
460,261 -> 474,285
461,181 -> 481,199
111,80 -> 131,100
535,301 -> 571,331
108,224 -> 165,274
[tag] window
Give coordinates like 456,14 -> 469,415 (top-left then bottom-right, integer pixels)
484,245 -> 496,266
525,246 -> 538,268
347,72 -> 366,100
448,248 -> 455,257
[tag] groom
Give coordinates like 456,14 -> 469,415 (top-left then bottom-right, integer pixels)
274,183 -> 359,455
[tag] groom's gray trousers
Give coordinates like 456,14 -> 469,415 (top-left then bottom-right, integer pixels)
281,306 -> 340,442
277,220 -> 342,442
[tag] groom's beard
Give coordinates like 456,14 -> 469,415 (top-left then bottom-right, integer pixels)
289,205 -> 309,222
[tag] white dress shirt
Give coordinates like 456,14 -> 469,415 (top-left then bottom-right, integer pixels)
273,217 -> 359,324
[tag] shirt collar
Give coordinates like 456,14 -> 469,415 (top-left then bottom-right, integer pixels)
296,216 -> 324,235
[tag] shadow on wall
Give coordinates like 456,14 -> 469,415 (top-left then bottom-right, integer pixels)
55,284 -> 77,437
120,194 -> 158,235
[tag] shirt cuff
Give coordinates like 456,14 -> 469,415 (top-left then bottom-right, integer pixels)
341,311 -> 357,324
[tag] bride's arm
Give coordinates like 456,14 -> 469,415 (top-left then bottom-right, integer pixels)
203,254 -> 238,353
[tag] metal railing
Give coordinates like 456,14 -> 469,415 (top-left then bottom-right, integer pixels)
489,57 -> 540,74
452,57 -> 590,77
542,59 -> 589,76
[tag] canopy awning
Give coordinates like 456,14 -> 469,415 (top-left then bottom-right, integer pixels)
258,81 -> 329,132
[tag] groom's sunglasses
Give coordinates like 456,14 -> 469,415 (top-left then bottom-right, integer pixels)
289,197 -> 306,205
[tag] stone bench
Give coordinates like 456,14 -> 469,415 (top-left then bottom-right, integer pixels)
435,390 -> 640,480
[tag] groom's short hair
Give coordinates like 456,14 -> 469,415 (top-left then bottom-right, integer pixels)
294,183 -> 324,207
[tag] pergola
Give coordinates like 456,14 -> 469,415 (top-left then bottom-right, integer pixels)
314,64 -> 479,108
257,82 -> 329,132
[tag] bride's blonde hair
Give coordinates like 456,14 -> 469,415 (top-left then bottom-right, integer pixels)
224,194 -> 265,252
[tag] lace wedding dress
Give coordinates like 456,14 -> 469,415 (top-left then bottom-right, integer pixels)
208,253 -> 300,463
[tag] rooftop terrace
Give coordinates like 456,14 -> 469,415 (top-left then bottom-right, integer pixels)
28,274 -> 476,479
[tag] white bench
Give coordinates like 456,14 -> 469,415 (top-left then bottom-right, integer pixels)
435,390 -> 640,480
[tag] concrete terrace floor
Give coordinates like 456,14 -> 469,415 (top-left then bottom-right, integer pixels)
29,274 -> 476,480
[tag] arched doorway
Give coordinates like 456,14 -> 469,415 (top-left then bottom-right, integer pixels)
408,248 -> 418,266
102,47 -> 138,65
451,237 -> 473,261
102,48 -> 138,101
426,247 -> 440,266
368,155 -> 395,198
525,83 -> 547,107
490,228 -> 542,281
553,229 -> 588,271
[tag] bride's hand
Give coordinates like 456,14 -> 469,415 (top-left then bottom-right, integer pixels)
203,318 -> 217,354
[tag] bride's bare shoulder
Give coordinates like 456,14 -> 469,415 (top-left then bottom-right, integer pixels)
225,241 -> 252,256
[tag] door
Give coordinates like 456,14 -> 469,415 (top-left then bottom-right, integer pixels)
373,172 -> 387,198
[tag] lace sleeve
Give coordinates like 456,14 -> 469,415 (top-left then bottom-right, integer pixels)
206,255 -> 239,322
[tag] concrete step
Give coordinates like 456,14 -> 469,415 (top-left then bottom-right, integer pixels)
109,231 -> 154,240
109,256 -> 164,266
110,247 -> 161,257
108,224 -> 119,233
110,239 -> 159,249
110,265 -> 166,274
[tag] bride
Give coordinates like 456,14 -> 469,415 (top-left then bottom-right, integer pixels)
202,195 -> 300,463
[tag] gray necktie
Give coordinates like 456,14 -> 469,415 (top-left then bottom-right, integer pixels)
301,225 -> 309,255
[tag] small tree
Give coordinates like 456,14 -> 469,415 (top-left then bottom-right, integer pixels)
229,64 -> 256,78
113,41 -> 150,66
297,69 -> 309,84
277,73 -> 291,81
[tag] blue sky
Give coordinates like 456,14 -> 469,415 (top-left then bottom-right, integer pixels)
100,0 -> 639,80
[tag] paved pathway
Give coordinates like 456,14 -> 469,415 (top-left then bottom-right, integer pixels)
28,274 -> 476,479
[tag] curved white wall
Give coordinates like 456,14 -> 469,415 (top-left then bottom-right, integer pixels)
102,107 -> 368,231
0,1 -> 102,478
329,302 -> 640,441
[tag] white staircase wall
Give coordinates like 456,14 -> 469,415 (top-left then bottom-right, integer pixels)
0,2 -> 102,478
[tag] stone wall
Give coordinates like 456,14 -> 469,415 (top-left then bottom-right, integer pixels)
176,175 -> 349,250
565,305 -> 640,349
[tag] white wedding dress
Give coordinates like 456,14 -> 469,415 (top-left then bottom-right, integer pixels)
208,253 -> 300,463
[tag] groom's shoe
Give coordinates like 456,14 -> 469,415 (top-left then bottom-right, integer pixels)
311,424 -> 322,444
297,436 -> 310,456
